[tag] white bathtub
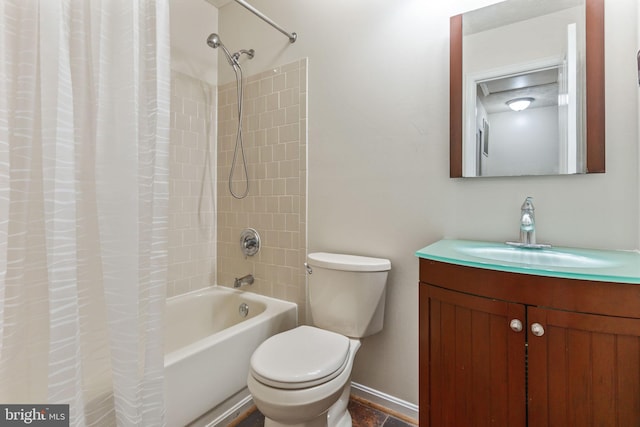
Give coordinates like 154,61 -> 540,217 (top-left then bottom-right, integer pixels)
164,286 -> 297,427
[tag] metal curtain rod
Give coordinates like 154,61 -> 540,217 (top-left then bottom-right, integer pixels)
234,0 -> 297,43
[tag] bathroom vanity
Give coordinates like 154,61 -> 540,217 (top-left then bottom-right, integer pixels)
416,239 -> 640,427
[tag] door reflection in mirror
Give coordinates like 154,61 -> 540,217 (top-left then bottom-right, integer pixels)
460,0 -> 586,177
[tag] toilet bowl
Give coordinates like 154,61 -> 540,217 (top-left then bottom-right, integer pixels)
247,326 -> 361,427
247,253 -> 391,427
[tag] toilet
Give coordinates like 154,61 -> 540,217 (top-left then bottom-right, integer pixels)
247,252 -> 391,427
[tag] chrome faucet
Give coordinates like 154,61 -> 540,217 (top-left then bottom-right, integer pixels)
233,274 -> 254,288
506,197 -> 551,249
519,197 -> 536,245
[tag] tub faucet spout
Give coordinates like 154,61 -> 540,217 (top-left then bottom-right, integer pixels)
234,274 -> 254,288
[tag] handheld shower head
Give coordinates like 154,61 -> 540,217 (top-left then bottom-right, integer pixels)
206,33 -> 222,49
206,33 -> 236,66
206,33 -> 254,199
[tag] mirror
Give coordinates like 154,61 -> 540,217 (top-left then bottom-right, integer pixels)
450,0 -> 604,178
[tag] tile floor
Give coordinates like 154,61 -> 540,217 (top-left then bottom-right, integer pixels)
230,398 -> 417,427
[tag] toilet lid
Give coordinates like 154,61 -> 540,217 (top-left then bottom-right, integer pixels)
307,252 -> 391,272
250,326 -> 350,390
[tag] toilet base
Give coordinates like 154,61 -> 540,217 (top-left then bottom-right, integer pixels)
264,416 -> 330,427
264,416 -> 326,427
263,382 -> 353,427
327,381 -> 352,427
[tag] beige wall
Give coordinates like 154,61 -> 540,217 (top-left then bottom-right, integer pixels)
217,59 -> 308,323
169,0 -> 218,84
217,0 -> 639,406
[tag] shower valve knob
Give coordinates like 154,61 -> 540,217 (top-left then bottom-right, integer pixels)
240,228 -> 261,257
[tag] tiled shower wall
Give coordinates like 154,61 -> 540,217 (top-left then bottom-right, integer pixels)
168,71 -> 217,297
217,59 -> 308,322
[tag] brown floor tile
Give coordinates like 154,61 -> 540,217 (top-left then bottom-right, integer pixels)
382,415 -> 416,427
240,410 -> 264,427
347,399 -> 388,427
230,407 -> 264,427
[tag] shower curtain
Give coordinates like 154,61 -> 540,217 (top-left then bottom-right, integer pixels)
0,0 -> 170,426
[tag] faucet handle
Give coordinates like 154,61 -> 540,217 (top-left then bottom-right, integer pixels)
240,228 -> 261,257
521,196 -> 535,211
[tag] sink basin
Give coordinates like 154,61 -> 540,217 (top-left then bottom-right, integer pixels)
415,239 -> 640,284
457,245 -> 616,269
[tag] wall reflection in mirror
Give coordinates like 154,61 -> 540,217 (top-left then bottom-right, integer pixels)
462,0 -> 586,177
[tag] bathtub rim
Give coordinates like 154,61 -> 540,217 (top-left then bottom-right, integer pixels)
164,285 -> 298,367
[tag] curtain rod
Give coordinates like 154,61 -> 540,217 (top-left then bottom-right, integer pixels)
234,0 -> 297,43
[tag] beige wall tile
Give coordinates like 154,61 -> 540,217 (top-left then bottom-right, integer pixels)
167,71 -> 217,297
217,59 -> 308,323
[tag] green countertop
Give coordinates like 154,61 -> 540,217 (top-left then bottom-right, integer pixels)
416,239 -> 640,284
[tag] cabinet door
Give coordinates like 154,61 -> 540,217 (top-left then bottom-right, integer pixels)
528,306 -> 640,426
421,285 -> 526,427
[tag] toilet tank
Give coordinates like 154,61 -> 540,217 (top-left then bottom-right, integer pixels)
306,252 -> 391,338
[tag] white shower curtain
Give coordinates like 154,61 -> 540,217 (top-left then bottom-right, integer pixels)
0,0 -> 170,426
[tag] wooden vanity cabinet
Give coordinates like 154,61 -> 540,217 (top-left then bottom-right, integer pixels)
419,258 -> 640,427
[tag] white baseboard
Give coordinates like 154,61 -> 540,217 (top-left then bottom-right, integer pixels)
207,393 -> 254,427
350,382 -> 419,422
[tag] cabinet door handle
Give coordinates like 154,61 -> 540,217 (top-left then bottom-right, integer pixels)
509,319 -> 523,332
531,323 -> 545,337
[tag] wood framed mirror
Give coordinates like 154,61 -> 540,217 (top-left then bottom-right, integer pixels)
450,0 -> 604,178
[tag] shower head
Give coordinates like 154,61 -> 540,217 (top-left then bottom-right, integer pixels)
206,33 -> 236,66
206,33 -> 222,49
206,33 -> 255,67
